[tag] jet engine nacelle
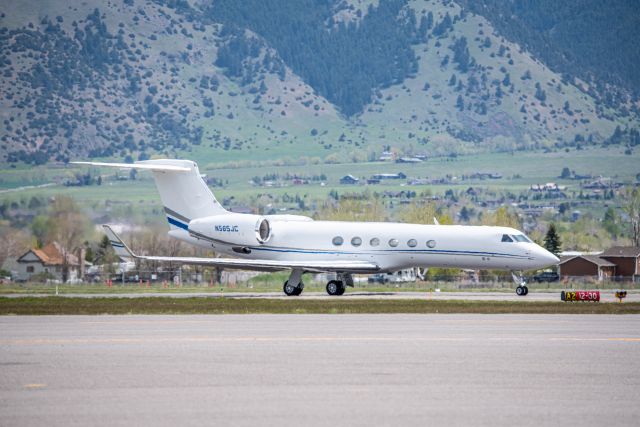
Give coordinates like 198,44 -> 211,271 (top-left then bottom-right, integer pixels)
188,214 -> 271,246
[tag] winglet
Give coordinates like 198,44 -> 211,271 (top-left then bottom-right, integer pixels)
102,225 -> 137,259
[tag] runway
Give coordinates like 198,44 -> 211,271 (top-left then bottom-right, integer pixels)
4,290 -> 639,302
1,314 -> 639,426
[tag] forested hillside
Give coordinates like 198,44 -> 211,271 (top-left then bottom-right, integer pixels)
208,0 -> 420,116
457,1 -> 640,102
0,0 -> 638,165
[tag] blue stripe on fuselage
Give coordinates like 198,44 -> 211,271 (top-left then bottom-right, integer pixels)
167,216 -> 189,230
249,246 -> 528,259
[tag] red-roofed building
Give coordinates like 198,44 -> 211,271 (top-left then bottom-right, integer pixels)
558,246 -> 640,282
14,242 -> 86,283
600,247 -> 640,279
558,255 -> 616,281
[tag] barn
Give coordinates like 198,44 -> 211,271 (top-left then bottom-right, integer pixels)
558,255 -> 616,281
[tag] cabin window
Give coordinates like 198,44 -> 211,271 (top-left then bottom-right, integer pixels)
370,238 -> 380,247
26,266 -> 34,273
501,234 -> 513,242
426,240 -> 436,248
389,239 -> 399,247
407,239 -> 417,247
332,236 -> 344,246
351,237 -> 362,247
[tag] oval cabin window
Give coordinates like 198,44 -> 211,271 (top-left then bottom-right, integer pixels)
332,236 -> 344,246
407,239 -> 417,247
370,238 -> 380,247
426,240 -> 436,248
389,239 -> 399,247
351,237 -> 362,247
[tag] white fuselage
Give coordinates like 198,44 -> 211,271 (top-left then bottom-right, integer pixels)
171,218 -> 558,273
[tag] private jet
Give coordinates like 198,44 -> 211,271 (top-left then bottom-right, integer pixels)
73,159 -> 559,296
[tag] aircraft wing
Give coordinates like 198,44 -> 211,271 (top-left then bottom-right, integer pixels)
103,225 -> 380,274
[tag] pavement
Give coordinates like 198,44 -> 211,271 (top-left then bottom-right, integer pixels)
1,314 -> 639,426
2,290 -> 639,302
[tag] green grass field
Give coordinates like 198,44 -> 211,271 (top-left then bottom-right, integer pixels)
2,146 -> 637,199
1,297 -> 638,315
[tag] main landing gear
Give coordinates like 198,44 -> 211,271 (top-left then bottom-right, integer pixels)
511,271 -> 529,296
282,271 -> 355,297
326,273 -> 354,296
326,280 -> 345,296
283,269 -> 304,296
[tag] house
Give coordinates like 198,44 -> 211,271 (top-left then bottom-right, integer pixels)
11,242 -> 87,283
339,175 -> 359,185
379,151 -> 394,161
558,255 -> 616,281
396,157 -> 423,164
371,172 -> 407,180
470,172 -> 503,180
600,247 -> 640,279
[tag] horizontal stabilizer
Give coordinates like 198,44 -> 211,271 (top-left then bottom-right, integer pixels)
71,161 -> 190,172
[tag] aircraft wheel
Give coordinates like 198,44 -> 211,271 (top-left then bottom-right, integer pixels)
523,286 -> 529,296
326,280 -> 344,296
336,284 -> 346,296
284,281 -> 303,296
516,286 -> 526,296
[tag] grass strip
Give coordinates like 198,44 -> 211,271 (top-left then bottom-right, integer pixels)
1,297 -> 639,315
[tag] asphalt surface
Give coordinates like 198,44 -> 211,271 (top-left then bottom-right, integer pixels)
3,290 -> 639,302
1,314 -> 639,426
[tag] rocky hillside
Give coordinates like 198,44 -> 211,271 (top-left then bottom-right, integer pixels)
0,0 -> 638,165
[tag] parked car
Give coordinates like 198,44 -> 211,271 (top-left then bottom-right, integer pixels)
532,271 -> 559,283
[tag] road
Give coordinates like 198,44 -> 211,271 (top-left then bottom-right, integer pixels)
3,290 -> 638,302
1,314 -> 639,426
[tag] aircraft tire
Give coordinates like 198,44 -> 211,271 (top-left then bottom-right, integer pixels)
336,284 -> 346,296
326,280 -> 344,296
515,286 -> 526,296
284,281 -> 303,296
523,286 -> 529,296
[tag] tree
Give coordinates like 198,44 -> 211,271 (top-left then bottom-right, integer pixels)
317,198 -> 386,222
544,223 -> 561,256
0,226 -> 31,269
481,206 -> 520,229
621,187 -> 640,246
560,167 -> 571,179
602,207 -> 619,238
399,202 -> 453,225
45,196 -> 90,282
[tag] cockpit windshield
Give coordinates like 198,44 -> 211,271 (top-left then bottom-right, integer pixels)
501,234 -> 532,243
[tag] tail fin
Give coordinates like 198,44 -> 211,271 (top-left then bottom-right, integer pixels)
73,159 -> 228,230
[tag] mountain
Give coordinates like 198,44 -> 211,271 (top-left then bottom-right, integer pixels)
0,0 -> 638,165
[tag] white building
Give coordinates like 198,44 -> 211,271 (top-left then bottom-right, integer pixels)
9,242 -> 87,283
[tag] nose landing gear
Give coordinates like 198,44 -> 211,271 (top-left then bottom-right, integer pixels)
511,272 -> 529,296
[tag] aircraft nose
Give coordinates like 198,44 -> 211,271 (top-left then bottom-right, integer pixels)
535,245 -> 559,266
